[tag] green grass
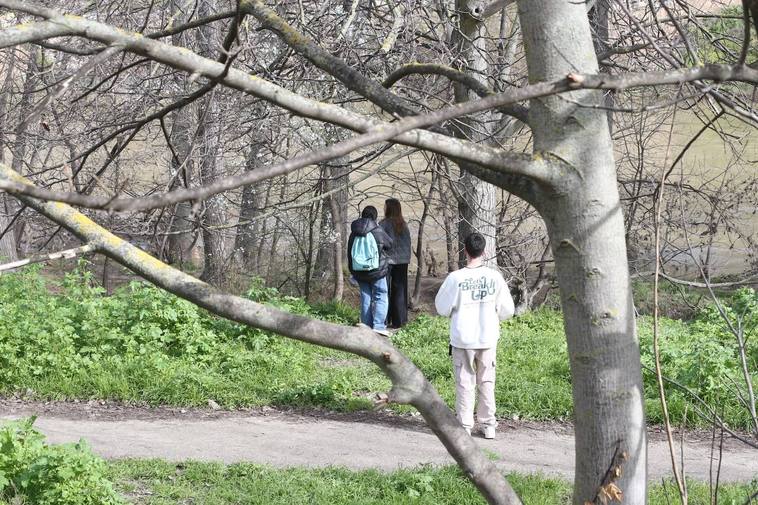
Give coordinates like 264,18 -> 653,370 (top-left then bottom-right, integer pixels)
106,459 -> 756,505
0,265 -> 756,428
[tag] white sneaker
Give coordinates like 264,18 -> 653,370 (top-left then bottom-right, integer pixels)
374,328 -> 391,337
482,426 -> 496,439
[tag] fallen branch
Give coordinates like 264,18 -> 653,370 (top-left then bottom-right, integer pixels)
0,244 -> 96,273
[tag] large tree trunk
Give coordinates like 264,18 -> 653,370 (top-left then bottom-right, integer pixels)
0,47 -> 18,261
2,49 -> 37,259
165,105 -> 198,266
452,1 -> 498,267
165,0 -> 200,267
197,94 -> 228,286
517,1 -> 646,503
411,164 -> 438,307
196,0 -> 228,286
314,161 -> 349,299
327,190 -> 344,301
234,142 -> 264,271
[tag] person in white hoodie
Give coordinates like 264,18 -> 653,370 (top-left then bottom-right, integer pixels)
434,232 -> 515,439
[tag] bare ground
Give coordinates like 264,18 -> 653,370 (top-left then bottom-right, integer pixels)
1,399 -> 756,483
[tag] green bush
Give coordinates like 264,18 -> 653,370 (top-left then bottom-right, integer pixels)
0,265 -> 378,411
0,418 -> 123,504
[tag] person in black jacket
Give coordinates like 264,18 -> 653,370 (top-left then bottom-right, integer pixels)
380,198 -> 411,328
348,206 -> 393,336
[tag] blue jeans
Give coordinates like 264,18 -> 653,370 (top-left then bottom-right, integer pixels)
358,277 -> 388,330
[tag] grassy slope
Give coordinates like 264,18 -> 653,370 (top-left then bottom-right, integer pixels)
1,266 -> 756,428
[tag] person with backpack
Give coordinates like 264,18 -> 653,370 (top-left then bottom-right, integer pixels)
348,205 -> 393,336
380,198 -> 411,328
434,232 -> 514,439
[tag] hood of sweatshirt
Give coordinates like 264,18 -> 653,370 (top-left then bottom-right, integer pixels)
351,218 -> 377,236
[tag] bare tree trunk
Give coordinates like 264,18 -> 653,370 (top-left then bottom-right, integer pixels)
3,49 -> 37,259
314,165 -> 334,275
451,0 -> 498,267
165,0 -> 200,267
165,106 -> 198,266
518,1 -> 646,503
328,191 -> 344,301
444,196 -> 457,272
194,0 -> 228,286
0,47 -> 18,261
264,175 -> 287,282
234,142 -> 264,270
412,164 -> 438,307
314,161 -> 348,300
198,94 -> 227,286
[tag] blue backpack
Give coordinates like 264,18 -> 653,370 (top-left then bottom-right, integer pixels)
351,232 -> 379,271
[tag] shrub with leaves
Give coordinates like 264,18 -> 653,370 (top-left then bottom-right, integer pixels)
0,417 -> 123,504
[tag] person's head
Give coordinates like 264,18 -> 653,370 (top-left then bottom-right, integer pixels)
361,205 -> 378,221
384,198 -> 406,233
464,232 -> 486,260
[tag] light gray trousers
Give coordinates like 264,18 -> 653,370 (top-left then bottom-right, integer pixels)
451,346 -> 498,430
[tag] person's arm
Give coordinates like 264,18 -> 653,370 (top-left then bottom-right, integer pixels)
346,233 -> 355,275
376,227 -> 393,250
434,274 -> 459,317
496,276 -> 515,321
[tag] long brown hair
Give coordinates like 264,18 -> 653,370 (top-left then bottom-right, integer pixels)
384,198 -> 406,234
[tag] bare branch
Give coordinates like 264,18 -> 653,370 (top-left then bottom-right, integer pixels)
383,63 -> 529,122
241,0 -> 418,118
0,88 -> 553,210
0,244 -> 96,273
481,0 -> 515,20
0,19 -> 73,47
0,1 -> 538,177
656,272 -> 758,289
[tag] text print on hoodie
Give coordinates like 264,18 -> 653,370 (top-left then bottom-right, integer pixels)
434,265 -> 515,349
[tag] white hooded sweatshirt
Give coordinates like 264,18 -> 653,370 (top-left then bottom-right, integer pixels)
434,265 -> 515,349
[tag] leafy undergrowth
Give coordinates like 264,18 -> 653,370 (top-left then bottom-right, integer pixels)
1,266 -> 756,429
0,418 -> 123,505
108,459 -> 756,505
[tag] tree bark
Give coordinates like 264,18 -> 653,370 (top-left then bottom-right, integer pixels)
517,1 -> 646,503
314,161 -> 349,300
196,0 -> 228,286
165,4 -> 200,268
234,142 -> 264,270
412,164 -> 438,307
197,93 -> 228,286
2,48 -> 37,259
452,0 -> 498,267
0,47 -> 18,261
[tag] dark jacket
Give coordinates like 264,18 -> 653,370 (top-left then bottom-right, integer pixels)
380,219 -> 411,265
347,218 -> 393,281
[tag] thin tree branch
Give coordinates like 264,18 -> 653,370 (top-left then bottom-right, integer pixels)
0,92 -> 553,210
240,0 -> 418,118
383,63 -> 529,122
0,244 -> 95,273
5,1 -> 758,173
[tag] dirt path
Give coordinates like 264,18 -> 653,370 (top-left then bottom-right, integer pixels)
1,401 -> 755,483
